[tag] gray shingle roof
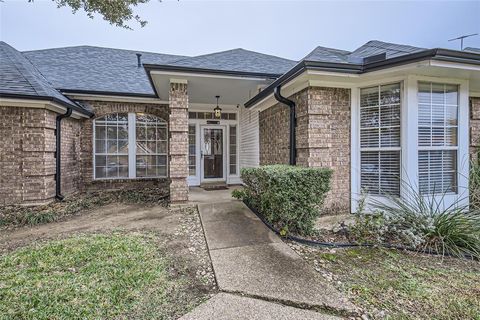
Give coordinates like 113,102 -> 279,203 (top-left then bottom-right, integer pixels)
350,40 -> 425,59
166,48 -> 297,75
464,47 -> 480,53
303,46 -> 351,63
0,41 -> 82,111
24,46 -> 187,96
304,40 -> 426,64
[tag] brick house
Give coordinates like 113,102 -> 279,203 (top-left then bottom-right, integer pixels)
1,41 -> 480,212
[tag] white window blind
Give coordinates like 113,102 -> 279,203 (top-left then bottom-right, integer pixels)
418,82 -> 458,194
360,83 -> 401,196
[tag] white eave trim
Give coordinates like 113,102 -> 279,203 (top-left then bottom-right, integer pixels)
64,93 -> 168,105
150,70 -> 269,81
0,97 -> 89,119
429,59 -> 480,72
470,91 -> 480,97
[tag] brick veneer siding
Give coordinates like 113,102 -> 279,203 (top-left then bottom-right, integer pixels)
259,87 -> 351,213
471,97 -> 480,164
259,103 -> 290,164
0,106 -> 81,205
168,82 -> 189,202
77,100 -> 170,193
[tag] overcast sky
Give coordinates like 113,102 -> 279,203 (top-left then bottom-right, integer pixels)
1,0 -> 479,60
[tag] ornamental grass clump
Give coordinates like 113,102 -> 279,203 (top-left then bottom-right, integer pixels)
470,157 -> 480,210
233,165 -> 332,236
354,182 -> 480,259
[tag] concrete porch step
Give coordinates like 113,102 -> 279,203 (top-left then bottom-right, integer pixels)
200,182 -> 229,191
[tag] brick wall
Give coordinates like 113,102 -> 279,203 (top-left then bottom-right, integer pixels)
258,87 -> 351,213
77,100 -> 170,193
471,97 -> 480,163
0,106 -> 81,205
259,103 -> 290,164
168,82 -> 189,203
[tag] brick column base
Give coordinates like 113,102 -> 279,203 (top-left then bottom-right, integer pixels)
169,81 -> 189,203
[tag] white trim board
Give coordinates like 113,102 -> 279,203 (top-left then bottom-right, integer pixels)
0,97 -> 89,119
350,76 -> 470,213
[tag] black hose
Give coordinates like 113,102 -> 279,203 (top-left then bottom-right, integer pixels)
244,201 -> 476,259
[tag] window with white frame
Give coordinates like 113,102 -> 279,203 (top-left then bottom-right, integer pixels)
135,114 -> 168,177
229,125 -> 237,175
418,82 -> 458,194
360,83 -> 401,196
94,113 -> 129,178
94,113 -> 168,179
188,124 -> 196,176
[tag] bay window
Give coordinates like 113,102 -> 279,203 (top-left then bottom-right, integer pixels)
418,82 -> 458,194
360,83 -> 401,196
94,113 -> 168,179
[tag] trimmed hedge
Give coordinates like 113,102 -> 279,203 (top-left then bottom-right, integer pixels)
233,165 -> 332,236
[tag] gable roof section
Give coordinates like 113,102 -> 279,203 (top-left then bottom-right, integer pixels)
245,40 -> 480,108
350,40 -> 425,59
302,46 -> 351,63
0,41 -> 91,115
165,48 -> 297,76
24,45 -> 187,96
302,41 -> 426,64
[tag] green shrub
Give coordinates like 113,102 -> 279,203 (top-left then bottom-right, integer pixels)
350,183 -> 480,259
470,158 -> 480,210
237,165 -> 332,236
24,210 -> 56,226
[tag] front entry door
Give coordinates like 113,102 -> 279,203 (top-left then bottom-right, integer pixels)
201,126 -> 225,181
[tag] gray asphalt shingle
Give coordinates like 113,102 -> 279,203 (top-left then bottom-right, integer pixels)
303,40 -> 426,64
166,48 -> 297,75
24,46 -> 186,96
0,41 -> 79,109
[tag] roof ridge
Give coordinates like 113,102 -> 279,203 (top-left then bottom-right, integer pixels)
23,44 -> 188,58
355,40 -> 426,52
171,47 -> 296,65
312,45 -> 351,54
1,44 -> 39,95
22,53 -> 71,101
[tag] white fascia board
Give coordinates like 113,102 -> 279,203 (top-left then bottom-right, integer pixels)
151,70 -> 268,82
247,71 -> 309,111
170,78 -> 188,84
470,91 -> 480,97
66,93 -> 168,105
306,69 -> 360,78
429,60 -> 480,72
0,97 -> 89,119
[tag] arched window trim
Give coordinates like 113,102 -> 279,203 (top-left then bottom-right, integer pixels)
93,112 -> 168,180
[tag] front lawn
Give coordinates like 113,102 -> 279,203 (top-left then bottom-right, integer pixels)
0,233 -> 206,319
291,244 -> 480,319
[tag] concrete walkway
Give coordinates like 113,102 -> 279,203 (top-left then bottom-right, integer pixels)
181,197 -> 357,319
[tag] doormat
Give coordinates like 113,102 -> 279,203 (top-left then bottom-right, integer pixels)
202,185 -> 229,191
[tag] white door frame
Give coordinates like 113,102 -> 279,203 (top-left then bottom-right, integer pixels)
200,125 -> 227,183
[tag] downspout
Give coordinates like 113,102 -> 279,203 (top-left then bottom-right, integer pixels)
273,85 -> 296,165
55,107 -> 72,201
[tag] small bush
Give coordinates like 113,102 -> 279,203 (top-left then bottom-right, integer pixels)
349,184 -> 480,259
237,165 -> 332,235
24,210 -> 56,226
470,158 -> 480,210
